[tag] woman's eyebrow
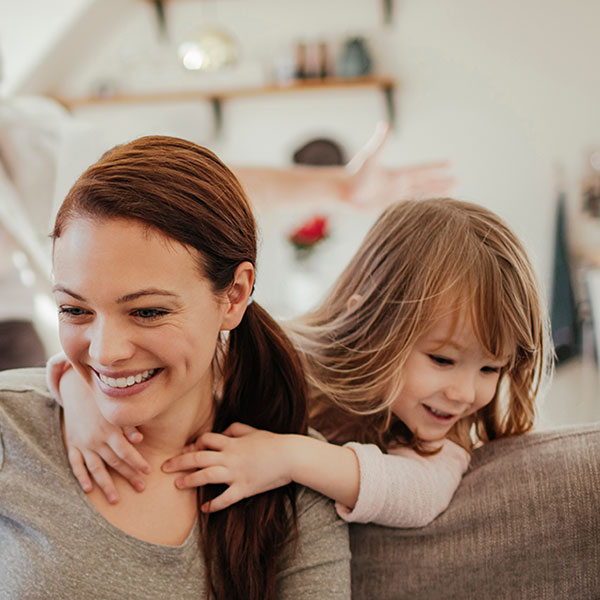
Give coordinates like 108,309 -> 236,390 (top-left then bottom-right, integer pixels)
116,289 -> 181,303
52,285 -> 85,301
52,286 -> 181,303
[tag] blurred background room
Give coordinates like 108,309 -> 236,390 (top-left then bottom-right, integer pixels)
0,0 -> 598,427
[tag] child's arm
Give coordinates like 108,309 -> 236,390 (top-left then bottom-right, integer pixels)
45,353 -> 150,503
162,422 -> 361,513
336,439 -> 470,527
165,423 -> 470,527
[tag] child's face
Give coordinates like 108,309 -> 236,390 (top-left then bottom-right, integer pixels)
392,312 -> 509,442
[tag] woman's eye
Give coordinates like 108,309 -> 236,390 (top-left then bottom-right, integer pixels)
59,306 -> 88,318
429,354 -> 453,366
132,308 -> 168,320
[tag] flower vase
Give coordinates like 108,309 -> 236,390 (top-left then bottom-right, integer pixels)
287,245 -> 323,314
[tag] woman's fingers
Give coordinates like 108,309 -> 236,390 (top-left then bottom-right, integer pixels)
346,121 -> 390,174
67,446 -> 93,494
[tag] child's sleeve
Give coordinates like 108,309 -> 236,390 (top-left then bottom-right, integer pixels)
334,439 -> 470,528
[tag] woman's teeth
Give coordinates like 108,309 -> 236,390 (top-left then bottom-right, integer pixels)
98,369 -> 156,389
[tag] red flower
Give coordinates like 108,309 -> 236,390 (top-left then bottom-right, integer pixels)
288,215 -> 329,249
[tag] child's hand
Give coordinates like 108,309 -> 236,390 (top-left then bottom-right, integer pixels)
46,351 -> 71,402
49,358 -> 151,503
162,422 -> 293,513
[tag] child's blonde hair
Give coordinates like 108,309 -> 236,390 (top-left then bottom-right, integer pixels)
288,198 -> 553,452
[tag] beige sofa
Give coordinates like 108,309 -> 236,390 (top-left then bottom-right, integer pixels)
350,423 -> 600,599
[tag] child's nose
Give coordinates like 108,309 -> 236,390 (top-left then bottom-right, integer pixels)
87,319 -> 135,366
445,370 -> 476,405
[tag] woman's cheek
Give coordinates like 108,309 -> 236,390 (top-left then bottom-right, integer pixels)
58,324 -> 82,362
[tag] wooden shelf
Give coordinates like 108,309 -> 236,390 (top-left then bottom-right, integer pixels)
55,75 -> 396,133
54,75 -> 396,134
55,75 -> 395,108
144,0 -> 394,25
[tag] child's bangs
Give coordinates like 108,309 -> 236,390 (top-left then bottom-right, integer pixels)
468,251 -> 518,367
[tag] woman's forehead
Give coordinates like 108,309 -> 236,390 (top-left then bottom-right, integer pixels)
52,217 -> 203,293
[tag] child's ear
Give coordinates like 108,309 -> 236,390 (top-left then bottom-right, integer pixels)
220,261 -> 255,331
347,294 -> 362,313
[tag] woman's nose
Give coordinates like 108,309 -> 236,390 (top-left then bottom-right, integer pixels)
87,319 -> 135,365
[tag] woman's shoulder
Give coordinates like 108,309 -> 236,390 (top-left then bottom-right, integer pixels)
278,431 -> 351,598
0,367 -> 56,431
290,427 -> 349,539
0,367 -> 51,397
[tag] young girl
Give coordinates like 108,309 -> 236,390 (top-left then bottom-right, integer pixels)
48,198 -> 552,527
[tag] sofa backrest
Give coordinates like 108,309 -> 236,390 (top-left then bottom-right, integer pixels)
350,424 -> 600,599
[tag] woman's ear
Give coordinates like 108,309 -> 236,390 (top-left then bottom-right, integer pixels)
347,293 -> 362,313
220,261 -> 255,331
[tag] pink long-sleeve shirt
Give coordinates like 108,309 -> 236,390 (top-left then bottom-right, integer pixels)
335,439 -> 470,527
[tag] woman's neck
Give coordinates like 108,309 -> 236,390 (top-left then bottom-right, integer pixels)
135,389 -> 215,467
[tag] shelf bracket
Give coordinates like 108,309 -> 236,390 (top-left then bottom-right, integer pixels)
383,0 -> 393,25
383,83 -> 396,128
152,0 -> 168,39
211,97 -> 223,138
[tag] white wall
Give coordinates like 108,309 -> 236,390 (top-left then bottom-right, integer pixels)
3,0 -> 600,298
0,0 -> 94,94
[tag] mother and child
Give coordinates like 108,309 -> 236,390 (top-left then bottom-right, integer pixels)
1,134 -> 550,598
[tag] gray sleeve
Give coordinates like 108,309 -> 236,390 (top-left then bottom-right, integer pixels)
276,486 -> 351,599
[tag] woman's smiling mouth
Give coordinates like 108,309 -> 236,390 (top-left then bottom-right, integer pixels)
95,368 -> 160,389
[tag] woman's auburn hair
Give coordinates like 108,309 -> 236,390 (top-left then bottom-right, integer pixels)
288,197 -> 553,453
52,136 -> 308,600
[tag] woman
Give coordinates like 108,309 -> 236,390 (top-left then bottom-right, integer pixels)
0,136 -> 350,599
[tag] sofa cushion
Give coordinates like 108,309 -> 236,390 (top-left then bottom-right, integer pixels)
350,424 -> 600,599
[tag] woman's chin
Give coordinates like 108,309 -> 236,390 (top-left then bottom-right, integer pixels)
95,397 -> 149,429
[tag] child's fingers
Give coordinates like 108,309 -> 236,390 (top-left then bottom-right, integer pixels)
123,426 -> 143,444
201,486 -> 243,513
196,431 -> 229,450
175,465 -> 232,490
67,446 -> 93,494
82,450 -> 120,504
105,432 -> 150,474
222,422 -> 255,437
45,351 -> 70,402
163,450 -> 222,473
97,445 -> 146,493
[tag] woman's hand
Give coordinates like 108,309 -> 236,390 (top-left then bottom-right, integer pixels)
47,354 -> 151,503
162,422 -> 294,513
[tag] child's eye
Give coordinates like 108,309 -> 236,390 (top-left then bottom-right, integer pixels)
429,354 -> 454,366
481,365 -> 501,374
131,308 -> 168,321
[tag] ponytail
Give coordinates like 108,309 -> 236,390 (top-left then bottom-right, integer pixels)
199,301 -> 308,600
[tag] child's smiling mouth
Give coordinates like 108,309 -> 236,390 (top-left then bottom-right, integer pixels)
423,404 -> 455,420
